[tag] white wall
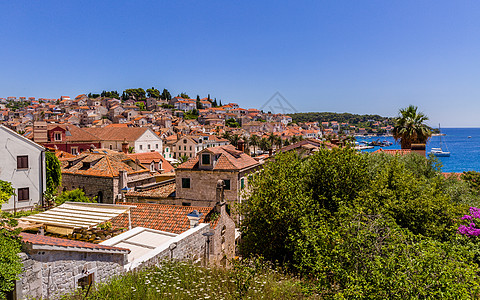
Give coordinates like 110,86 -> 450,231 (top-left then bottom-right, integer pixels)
134,129 -> 163,153
0,126 -> 46,211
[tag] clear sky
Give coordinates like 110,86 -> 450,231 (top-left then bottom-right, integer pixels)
1,1 -> 480,127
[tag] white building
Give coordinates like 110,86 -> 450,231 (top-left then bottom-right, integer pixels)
0,125 -> 46,211
86,127 -> 163,154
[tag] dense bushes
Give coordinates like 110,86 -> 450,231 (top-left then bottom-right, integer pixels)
240,149 -> 480,298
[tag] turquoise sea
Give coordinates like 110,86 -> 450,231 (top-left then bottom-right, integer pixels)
357,128 -> 480,173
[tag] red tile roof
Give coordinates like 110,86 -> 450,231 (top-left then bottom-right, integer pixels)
20,232 -> 129,253
110,203 -> 216,234
178,145 -> 259,171
62,150 -> 151,178
373,148 -> 412,155
127,152 -> 174,173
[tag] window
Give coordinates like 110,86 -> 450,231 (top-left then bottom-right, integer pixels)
224,179 -> 231,190
147,144 -> 151,150
78,273 -> 94,290
156,144 -> 159,149
139,145 -> 143,150
109,145 -> 113,150
189,146 -> 192,151
241,178 -> 245,189
182,178 -> 191,189
184,146 -> 186,151
202,154 -> 210,165
182,202 -> 191,206
17,156 -> 28,169
178,146 -> 181,150
71,147 -> 78,155
183,139 -> 187,144
166,148 -> 169,152
18,188 -> 29,201
54,132 -> 62,141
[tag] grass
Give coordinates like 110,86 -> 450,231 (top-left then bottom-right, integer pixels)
62,259 -> 319,300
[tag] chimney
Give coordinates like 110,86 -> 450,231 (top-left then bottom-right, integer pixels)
33,121 -> 48,143
187,210 -> 203,228
411,144 -> 426,157
237,139 -> 245,153
121,139 -> 129,154
215,180 -> 225,213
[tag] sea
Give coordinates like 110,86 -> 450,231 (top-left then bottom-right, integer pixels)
357,128 -> 480,173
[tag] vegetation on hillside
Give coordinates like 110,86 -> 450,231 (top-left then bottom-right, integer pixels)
239,149 -> 480,298
290,112 -> 395,126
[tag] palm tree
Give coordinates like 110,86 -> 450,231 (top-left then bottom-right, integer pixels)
249,134 -> 260,156
392,105 -> 432,149
274,136 -> 283,150
259,137 -> 271,152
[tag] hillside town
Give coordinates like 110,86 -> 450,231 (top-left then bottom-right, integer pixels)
0,94 -> 437,299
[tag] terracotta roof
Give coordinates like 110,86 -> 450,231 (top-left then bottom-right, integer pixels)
127,152 -> 174,173
20,232 -> 130,253
279,139 -> 323,153
125,182 -> 175,198
62,150 -> 151,178
85,127 -> 151,142
47,124 -> 100,142
178,145 -> 259,171
110,203 -> 216,234
373,148 -> 412,156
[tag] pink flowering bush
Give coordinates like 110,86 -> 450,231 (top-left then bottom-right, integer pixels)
458,207 -> 480,236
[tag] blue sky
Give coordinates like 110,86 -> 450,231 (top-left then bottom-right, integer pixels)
1,1 -> 480,126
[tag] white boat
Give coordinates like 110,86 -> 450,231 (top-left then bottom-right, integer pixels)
430,147 -> 450,157
429,124 -> 450,157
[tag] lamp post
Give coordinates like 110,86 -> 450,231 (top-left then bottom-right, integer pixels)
202,230 -> 215,266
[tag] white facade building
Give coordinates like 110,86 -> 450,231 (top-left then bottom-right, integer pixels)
0,125 -> 46,211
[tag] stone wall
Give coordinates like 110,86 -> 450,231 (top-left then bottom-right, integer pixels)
19,250 -> 126,299
210,203 -> 236,267
61,173 -> 114,204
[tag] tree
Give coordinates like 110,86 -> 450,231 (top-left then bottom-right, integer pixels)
100,90 -> 120,99
219,100 -> 223,106
259,137 -> 271,151
196,95 -> 202,109
179,92 -> 190,99
212,98 -> 218,107
45,151 -> 62,205
146,87 -> 160,99
239,149 -> 479,296
0,180 -> 22,299
55,188 -> 95,206
225,118 -> 240,128
249,135 -> 260,156
161,89 -> 172,101
123,88 -> 146,101
392,105 -> 432,149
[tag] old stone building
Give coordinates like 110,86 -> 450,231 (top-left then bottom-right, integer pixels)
16,233 -> 129,300
60,149 -> 155,203
175,145 -> 260,207
172,135 -> 229,160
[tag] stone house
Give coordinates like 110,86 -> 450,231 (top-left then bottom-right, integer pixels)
15,233 -> 129,300
0,125 -> 46,212
172,135 -> 229,160
175,145 -> 260,207
60,150 -> 155,203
